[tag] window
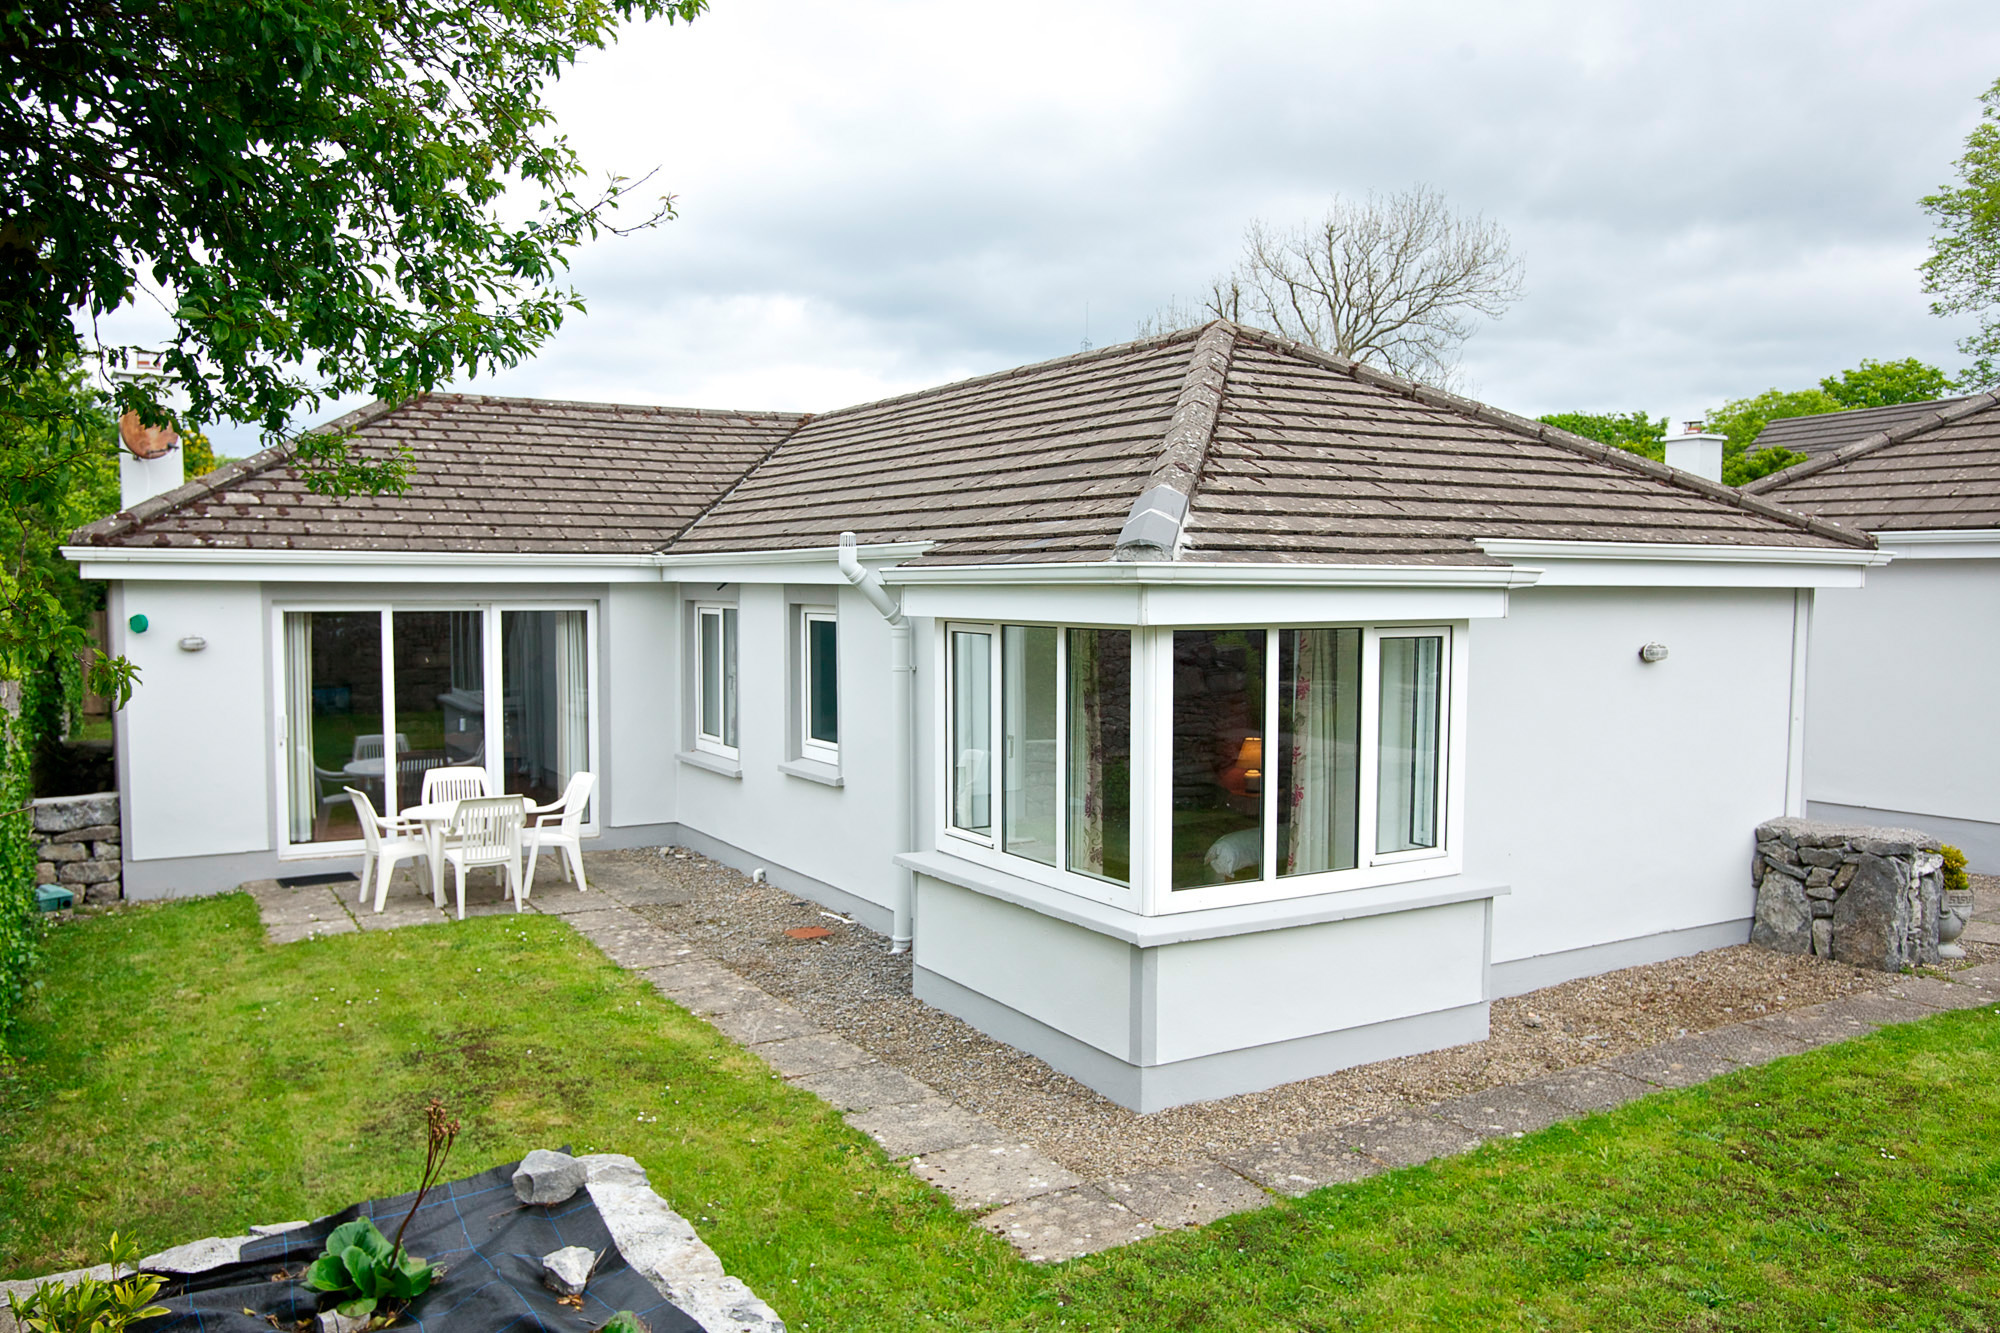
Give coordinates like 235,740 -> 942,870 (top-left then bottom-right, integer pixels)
800,610 -> 839,764
281,603 -> 595,848
695,604 -> 738,756
942,620 -> 1453,912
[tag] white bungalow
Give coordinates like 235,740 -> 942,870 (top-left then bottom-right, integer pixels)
68,324 -> 1882,1110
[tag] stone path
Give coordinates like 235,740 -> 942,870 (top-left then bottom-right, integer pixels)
247,858 -> 2000,1264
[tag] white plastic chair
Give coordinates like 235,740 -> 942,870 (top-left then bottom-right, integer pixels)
351,733 -> 411,762
439,794 -> 526,919
523,772 -> 595,899
346,787 -> 431,912
421,766 -> 491,804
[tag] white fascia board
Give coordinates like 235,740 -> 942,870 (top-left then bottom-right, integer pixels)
891,560 -> 1535,625
64,546 -> 661,584
1473,539 -> 1888,588
653,541 -> 933,587
1873,530 -> 2000,560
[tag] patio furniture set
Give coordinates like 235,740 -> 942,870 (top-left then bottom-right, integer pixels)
345,754 -> 596,918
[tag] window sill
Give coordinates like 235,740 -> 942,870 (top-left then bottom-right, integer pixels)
676,749 -> 742,779
896,848 -> 1508,948
778,759 -> 844,788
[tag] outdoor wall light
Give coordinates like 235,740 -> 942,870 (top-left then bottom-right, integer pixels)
178,636 -> 207,652
1638,642 -> 1669,664
127,613 -> 148,634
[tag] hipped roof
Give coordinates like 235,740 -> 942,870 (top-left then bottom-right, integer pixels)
75,323 -> 1870,563
1745,392 -> 2000,534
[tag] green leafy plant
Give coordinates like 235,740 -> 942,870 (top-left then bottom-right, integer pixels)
302,1098 -> 460,1320
1940,843 -> 1970,897
598,1314 -> 648,1333
5,1232 -> 170,1333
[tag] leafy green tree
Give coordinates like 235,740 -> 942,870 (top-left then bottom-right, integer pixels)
1921,77 -> 2000,390
1536,410 -> 1668,461
1819,357 -> 1954,408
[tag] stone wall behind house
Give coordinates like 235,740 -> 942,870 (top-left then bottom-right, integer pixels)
1752,816 -> 1942,971
33,792 -> 120,904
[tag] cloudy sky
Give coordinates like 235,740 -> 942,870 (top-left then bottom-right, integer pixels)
163,0 -> 2000,453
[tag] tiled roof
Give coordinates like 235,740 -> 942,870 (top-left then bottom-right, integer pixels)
673,324 -> 1869,563
72,395 -> 804,554
1746,393 -> 2000,533
76,324 -> 1871,563
1751,396 -> 1976,457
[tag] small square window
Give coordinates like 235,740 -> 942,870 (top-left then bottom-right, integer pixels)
801,610 -> 838,764
695,604 -> 738,756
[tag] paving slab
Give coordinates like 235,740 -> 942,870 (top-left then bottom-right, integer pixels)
521,884 -> 606,916
1962,919 -> 2000,945
1429,1083 -> 1571,1138
1683,1021 -> 1811,1067
1955,961 -> 2000,986
752,1033 -> 878,1078
659,970 -> 774,1017
908,1142 -> 1083,1211
845,1098 -> 999,1158
1836,992 -> 1946,1028
1876,975 -> 1990,1010
354,894 -> 447,931
1526,1066 -> 1653,1115
1217,1128 -> 1384,1196
791,1062 -> 935,1112
708,1002 -> 823,1047
1602,1033 -> 1746,1088
977,1187 -> 1156,1263
1342,1111 -> 1484,1168
1095,1163 -> 1270,1229
1746,999 -> 1878,1048
248,883 -> 358,943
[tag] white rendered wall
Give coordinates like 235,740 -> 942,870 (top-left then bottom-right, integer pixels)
112,581 -> 273,861
670,583 -> 906,917
602,583 -> 678,831
1467,587 -> 1799,975
1806,557 -> 2000,866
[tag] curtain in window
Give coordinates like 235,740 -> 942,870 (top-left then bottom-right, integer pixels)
556,610 -> 589,803
1066,629 -> 1131,884
1377,635 -> 1443,853
950,630 -> 992,831
284,613 -> 316,844
1280,628 -> 1361,876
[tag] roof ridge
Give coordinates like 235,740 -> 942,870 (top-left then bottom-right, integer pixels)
1743,391 -> 2000,495
655,412 -> 819,554
1113,322 -> 1236,561
69,395 -> 415,546
1225,326 -> 1876,552
410,391 -> 809,422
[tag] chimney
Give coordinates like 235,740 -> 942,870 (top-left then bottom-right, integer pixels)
118,412 -> 185,509
1664,420 -> 1724,484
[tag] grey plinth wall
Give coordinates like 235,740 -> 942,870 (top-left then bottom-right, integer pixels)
33,793 -> 121,903
1751,816 -> 1941,971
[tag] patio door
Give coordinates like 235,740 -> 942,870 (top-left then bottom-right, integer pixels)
281,602 -> 595,852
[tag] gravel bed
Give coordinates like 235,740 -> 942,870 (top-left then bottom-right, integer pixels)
608,847 -> 1989,1181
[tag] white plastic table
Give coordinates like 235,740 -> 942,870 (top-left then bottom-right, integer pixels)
399,799 -> 459,903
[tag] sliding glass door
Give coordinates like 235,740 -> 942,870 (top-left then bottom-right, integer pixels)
281,602 -> 594,851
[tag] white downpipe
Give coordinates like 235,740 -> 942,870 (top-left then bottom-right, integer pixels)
838,533 -> 915,953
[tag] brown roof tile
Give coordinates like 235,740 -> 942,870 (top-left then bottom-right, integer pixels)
1746,393 -> 2000,533
1751,396 -> 1977,457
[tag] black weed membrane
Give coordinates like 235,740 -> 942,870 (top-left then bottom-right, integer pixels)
148,1161 -> 700,1332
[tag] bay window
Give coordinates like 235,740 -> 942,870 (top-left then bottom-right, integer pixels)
943,621 -> 1456,911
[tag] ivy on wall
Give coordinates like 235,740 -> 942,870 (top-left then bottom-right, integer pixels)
0,673 -> 53,1044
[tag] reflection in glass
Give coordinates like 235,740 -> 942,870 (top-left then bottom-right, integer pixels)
503,610 -> 590,814
950,630 -> 992,832
1001,626 -> 1057,865
1277,628 -> 1362,876
698,608 -> 738,747
284,610 -> 382,843
1171,629 -> 1266,889
393,610 -> 485,811
807,615 -> 838,749
1066,629 -> 1131,884
1378,635 -> 1444,853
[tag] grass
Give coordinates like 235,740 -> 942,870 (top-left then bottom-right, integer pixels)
4,897 -> 1999,1331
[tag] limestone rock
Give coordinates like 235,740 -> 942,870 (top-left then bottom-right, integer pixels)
513,1148 -> 586,1205
1833,854 -> 1922,971
1751,872 -> 1811,954
49,823 -> 119,844
56,859 -> 119,886
38,843 -> 85,862
31,793 -> 117,834
141,1233 -> 251,1273
542,1245 -> 597,1297
1811,918 -> 1833,957
315,1310 -> 370,1333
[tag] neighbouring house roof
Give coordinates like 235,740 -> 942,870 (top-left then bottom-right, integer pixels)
71,396 -> 805,554
1745,392 -> 2000,534
74,322 -> 1871,563
1750,396 -> 1978,459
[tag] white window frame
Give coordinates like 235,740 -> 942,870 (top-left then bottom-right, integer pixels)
799,608 -> 840,766
934,618 -> 1465,916
693,602 -> 739,760
271,597 -> 601,858
938,621 -> 1145,909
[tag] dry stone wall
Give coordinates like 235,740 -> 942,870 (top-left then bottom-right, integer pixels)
33,792 -> 121,903
1751,816 -> 1942,971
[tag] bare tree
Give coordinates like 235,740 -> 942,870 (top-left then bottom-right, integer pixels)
1143,186 -> 1524,385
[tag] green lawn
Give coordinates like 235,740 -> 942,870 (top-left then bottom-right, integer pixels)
5,896 -> 1999,1331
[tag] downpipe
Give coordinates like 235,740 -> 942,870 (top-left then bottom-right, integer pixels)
838,533 -> 916,954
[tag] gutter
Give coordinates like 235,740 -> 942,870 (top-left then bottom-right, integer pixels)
836,532 -> 916,955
